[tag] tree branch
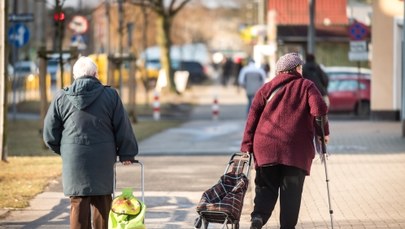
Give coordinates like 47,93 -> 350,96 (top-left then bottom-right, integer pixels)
171,0 -> 192,16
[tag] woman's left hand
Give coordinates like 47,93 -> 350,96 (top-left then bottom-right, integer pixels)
122,160 -> 132,165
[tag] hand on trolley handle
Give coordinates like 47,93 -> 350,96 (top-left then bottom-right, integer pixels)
121,159 -> 139,166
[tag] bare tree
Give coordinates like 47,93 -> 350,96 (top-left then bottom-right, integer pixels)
130,0 -> 191,93
0,0 -> 8,161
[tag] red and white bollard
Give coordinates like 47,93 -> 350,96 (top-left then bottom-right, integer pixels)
153,90 -> 160,120
212,95 -> 219,120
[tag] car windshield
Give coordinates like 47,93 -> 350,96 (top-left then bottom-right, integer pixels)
145,59 -> 161,69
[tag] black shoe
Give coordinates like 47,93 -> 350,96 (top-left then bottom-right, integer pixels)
250,216 -> 263,229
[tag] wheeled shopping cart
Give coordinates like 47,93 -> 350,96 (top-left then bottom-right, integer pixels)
195,153 -> 252,229
109,160 -> 146,229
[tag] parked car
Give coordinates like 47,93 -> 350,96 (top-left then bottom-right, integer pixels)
143,59 -> 208,85
14,61 -> 37,78
144,58 -> 161,81
177,61 -> 207,83
47,59 -> 60,83
327,75 -> 371,116
323,66 -> 371,79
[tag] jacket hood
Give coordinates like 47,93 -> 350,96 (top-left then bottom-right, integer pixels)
64,76 -> 104,110
272,71 -> 302,87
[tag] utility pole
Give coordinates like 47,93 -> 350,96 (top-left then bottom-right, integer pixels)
0,0 -> 8,161
402,2 -> 405,137
308,0 -> 316,54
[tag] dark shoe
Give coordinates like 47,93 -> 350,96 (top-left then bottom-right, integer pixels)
250,216 -> 263,229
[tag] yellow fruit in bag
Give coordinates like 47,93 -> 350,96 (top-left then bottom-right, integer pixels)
111,188 -> 142,215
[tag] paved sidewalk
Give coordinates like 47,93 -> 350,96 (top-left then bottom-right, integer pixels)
1,85 -> 405,228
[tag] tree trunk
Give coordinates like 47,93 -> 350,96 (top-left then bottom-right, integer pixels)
157,14 -> 177,93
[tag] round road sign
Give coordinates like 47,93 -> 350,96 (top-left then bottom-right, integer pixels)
348,22 -> 369,41
69,15 -> 89,34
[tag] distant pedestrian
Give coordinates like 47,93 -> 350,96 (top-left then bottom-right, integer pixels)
238,59 -> 267,113
260,58 -> 270,78
233,57 -> 244,86
43,56 -> 139,229
302,53 -> 330,106
240,53 -> 330,229
221,57 -> 234,86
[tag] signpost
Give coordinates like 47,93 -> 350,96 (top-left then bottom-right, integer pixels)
348,22 -> 369,61
347,21 -> 369,116
69,15 -> 89,50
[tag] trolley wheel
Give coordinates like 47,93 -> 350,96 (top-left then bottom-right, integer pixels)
194,217 -> 202,229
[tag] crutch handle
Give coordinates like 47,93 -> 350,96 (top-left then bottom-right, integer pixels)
315,116 -> 327,155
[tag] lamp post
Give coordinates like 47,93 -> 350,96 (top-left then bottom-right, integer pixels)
308,0 -> 316,54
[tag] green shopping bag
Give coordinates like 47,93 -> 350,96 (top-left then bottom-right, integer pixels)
108,188 -> 146,229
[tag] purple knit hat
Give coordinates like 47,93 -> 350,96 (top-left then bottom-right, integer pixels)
276,53 -> 305,73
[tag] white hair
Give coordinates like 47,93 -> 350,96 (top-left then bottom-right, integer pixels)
73,56 -> 98,79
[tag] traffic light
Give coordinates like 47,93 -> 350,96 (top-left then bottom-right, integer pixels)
53,1 -> 65,51
53,11 -> 65,22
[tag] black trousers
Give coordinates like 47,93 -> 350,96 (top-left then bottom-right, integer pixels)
70,195 -> 112,229
251,164 -> 306,229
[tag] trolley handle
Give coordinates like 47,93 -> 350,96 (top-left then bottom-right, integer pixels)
113,160 -> 145,203
224,152 -> 252,177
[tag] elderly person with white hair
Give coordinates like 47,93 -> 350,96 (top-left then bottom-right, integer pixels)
240,53 -> 330,229
43,56 -> 138,229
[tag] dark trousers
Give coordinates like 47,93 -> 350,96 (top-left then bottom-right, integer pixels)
70,195 -> 112,229
252,164 -> 306,229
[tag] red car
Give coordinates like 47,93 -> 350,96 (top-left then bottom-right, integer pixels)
327,76 -> 371,116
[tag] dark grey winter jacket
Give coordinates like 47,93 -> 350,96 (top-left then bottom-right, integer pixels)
43,76 -> 138,196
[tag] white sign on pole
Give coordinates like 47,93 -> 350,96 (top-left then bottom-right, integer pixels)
349,41 -> 369,61
350,41 -> 367,52
348,51 -> 369,61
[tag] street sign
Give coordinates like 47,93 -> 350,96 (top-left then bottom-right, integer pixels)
8,23 -> 30,48
348,51 -> 369,61
349,40 -> 368,61
348,22 -> 369,41
8,13 -> 34,22
69,15 -> 89,34
350,41 -> 367,52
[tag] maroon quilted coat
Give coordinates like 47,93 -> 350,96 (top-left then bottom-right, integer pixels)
240,71 -> 329,175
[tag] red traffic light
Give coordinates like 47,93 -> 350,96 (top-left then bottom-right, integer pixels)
53,12 -> 65,21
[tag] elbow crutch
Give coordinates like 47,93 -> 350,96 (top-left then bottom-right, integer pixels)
316,116 -> 334,229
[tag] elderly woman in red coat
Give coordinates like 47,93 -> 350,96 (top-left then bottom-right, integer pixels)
240,53 -> 330,229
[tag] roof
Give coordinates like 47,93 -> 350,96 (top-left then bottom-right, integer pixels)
269,0 -> 348,25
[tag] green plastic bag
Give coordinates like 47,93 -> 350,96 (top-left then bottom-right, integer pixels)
108,188 -> 146,229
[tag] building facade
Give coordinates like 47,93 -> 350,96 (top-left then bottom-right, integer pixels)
371,0 -> 404,120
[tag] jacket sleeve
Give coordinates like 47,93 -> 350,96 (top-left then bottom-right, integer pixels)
307,83 -> 330,136
43,95 -> 63,155
112,92 -> 139,162
240,88 -> 267,153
